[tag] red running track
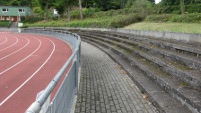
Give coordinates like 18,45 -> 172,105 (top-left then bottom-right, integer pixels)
0,32 -> 72,113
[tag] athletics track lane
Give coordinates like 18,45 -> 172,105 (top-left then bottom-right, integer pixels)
0,32 -> 72,113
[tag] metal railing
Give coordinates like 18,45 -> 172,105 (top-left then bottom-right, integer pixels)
21,28 -> 81,113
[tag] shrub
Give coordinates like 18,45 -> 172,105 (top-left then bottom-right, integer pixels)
0,21 -> 10,27
130,0 -> 154,16
156,4 -> 201,14
70,10 -> 80,19
71,8 -> 101,19
109,14 -> 145,28
157,6 -> 180,14
170,13 -> 201,23
22,16 -> 43,23
186,4 -> 201,13
145,14 -> 173,22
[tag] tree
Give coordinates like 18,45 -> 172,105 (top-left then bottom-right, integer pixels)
54,0 -> 77,21
79,0 -> 83,20
82,0 -> 95,8
120,0 -> 127,8
0,0 -> 11,6
132,0 -> 153,16
180,0 -> 185,14
12,0 -> 33,7
126,0 -> 135,8
160,0 -> 180,5
38,0 -> 55,20
147,0 -> 155,4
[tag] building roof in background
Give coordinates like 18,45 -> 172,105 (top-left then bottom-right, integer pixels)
0,6 -> 32,16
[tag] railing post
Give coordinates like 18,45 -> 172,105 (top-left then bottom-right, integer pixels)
25,101 -> 41,113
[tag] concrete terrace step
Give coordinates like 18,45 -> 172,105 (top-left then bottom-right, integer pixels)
81,38 -> 191,113
68,29 -> 201,113
78,30 -> 201,71
81,38 -> 193,113
102,30 -> 201,54
80,35 -> 201,113
82,30 -> 201,60
77,32 -> 201,90
81,30 -> 201,71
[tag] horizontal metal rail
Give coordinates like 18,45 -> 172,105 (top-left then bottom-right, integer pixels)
21,28 -> 81,113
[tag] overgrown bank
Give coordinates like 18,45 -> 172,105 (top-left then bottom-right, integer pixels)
25,7 -> 146,28
25,2 -> 201,32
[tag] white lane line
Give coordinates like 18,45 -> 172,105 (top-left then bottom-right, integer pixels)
0,37 -> 56,107
0,37 -> 41,75
0,37 -> 18,51
0,37 -> 30,60
0,37 -> 7,45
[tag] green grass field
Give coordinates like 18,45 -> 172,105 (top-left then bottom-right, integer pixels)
124,22 -> 201,34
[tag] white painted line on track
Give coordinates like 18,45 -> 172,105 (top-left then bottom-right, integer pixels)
0,37 -> 30,60
0,37 -> 41,75
0,37 -> 18,51
0,37 -> 56,107
0,37 -> 7,45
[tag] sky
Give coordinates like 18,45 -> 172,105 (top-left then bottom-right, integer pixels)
155,0 -> 162,4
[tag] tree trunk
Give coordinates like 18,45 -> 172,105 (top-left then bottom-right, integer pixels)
44,1 -> 49,20
79,0 -> 83,20
67,7 -> 71,22
180,0 -> 185,14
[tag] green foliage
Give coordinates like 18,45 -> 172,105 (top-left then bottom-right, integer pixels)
170,13 -> 201,23
109,14 -> 144,28
54,0 -> 77,15
0,21 -> 10,27
157,5 -> 180,14
130,0 -> 153,16
70,10 -> 80,19
185,4 -> 201,13
33,7 -> 44,17
38,0 -> 55,10
21,16 -> 43,23
84,8 -> 101,17
1,0 -> 32,7
159,0 -> 201,6
95,8 -> 133,18
71,8 -> 101,19
156,4 -> 201,14
125,0 -> 136,8
146,14 -> 173,22
27,11 -> 144,28
33,7 -> 43,13
19,25 -> 28,28
83,0 -> 124,11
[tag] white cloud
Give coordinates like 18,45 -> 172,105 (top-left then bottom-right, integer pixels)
155,0 -> 161,4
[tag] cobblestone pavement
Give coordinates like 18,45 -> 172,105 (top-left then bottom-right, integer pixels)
75,42 -> 158,113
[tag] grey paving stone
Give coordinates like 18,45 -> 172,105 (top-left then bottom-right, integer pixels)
75,42 -> 158,113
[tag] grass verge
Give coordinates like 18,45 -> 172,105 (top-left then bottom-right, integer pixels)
124,22 -> 201,34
